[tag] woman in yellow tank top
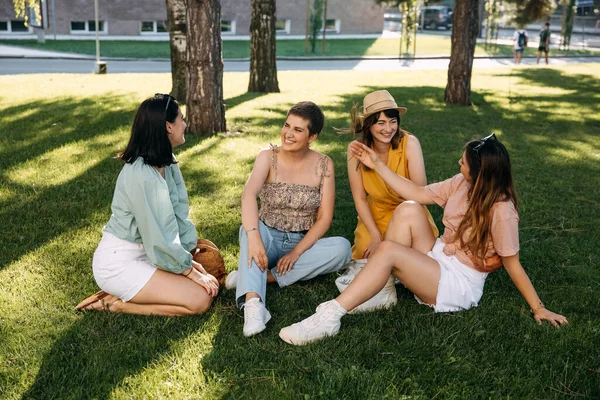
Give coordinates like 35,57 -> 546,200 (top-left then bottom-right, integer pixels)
348,90 -> 438,260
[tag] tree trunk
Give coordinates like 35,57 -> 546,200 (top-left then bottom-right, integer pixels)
166,0 -> 187,101
248,0 -> 280,93
561,0 -> 575,50
444,0 -> 479,106
185,0 -> 226,135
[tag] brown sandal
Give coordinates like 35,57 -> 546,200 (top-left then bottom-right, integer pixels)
99,298 -> 121,312
75,290 -> 108,311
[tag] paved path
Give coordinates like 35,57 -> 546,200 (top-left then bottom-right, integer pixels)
1,43 -> 599,75
1,55 -> 599,75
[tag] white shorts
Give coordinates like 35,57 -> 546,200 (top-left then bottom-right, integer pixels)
92,230 -> 157,302
415,238 -> 488,312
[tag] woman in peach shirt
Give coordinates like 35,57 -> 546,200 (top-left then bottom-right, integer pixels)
279,133 -> 568,345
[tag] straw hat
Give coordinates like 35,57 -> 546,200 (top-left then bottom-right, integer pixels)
361,90 -> 407,119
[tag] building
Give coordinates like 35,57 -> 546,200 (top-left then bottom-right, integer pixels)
0,0 -> 384,38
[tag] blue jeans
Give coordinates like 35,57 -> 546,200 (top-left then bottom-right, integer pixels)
236,221 -> 351,307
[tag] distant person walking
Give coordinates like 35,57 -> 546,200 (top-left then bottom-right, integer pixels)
513,27 -> 529,64
537,23 -> 551,65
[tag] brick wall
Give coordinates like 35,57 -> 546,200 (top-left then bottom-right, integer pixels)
0,0 -> 383,36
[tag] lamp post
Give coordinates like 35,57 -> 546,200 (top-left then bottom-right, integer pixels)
94,0 -> 107,74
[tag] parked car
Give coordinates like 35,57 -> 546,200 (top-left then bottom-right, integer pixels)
421,6 -> 452,30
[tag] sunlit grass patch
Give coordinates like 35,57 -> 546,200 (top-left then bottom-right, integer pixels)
1,64 -> 599,399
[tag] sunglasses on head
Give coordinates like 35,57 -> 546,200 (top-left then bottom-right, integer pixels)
472,133 -> 497,157
155,93 -> 172,111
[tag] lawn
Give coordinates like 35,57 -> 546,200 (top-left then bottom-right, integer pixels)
0,64 -> 599,399
1,36 -> 596,59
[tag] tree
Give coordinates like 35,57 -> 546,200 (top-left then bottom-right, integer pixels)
444,0 -> 480,105
560,0 -> 576,50
248,0 -> 280,93
446,0 -> 553,105
165,0 -> 187,101
309,0 -> 324,53
185,0 -> 226,135
374,0 -> 417,57
12,0 -> 40,24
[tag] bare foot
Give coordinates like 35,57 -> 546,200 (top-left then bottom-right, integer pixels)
83,294 -> 122,312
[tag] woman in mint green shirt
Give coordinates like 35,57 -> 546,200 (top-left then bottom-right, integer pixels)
77,94 -> 219,315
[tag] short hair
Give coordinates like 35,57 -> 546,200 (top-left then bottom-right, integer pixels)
545,22 -> 550,27
119,94 -> 179,167
287,101 -> 324,135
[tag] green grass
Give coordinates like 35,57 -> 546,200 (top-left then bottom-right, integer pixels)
1,36 -> 597,58
1,65 -> 599,399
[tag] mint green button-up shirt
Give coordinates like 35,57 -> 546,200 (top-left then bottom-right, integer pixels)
104,157 -> 197,274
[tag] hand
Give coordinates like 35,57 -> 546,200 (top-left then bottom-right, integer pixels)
276,250 -> 301,276
362,235 -> 382,259
191,260 -> 207,274
188,269 -> 219,297
533,308 -> 568,328
248,232 -> 268,271
348,140 -> 381,170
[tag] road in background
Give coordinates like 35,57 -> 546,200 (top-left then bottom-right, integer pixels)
1,55 -> 600,75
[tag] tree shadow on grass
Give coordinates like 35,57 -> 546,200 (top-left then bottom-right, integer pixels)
0,96 -> 219,271
201,78 -> 600,398
22,313 -> 213,399
224,92 -> 268,112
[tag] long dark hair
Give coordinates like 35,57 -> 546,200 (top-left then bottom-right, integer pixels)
454,138 -> 519,266
119,94 -> 179,167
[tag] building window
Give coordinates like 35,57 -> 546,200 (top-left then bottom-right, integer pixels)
11,20 -> 29,32
88,20 -> 104,31
70,20 -> 106,33
157,21 -> 168,33
71,21 -> 85,31
0,20 -> 32,33
221,20 -> 236,34
141,21 -> 168,34
323,19 -> 340,33
275,19 -> 291,34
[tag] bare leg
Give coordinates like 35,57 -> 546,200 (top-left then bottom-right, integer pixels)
545,51 -> 549,65
85,269 -> 213,316
537,52 -> 541,64
336,202 -> 439,311
384,201 -> 436,253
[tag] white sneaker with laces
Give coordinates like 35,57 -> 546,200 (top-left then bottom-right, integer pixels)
243,297 -> 271,337
279,300 -> 347,345
225,270 -> 238,290
335,259 -> 367,293
348,275 -> 397,314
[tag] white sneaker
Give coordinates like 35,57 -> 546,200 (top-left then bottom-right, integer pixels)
279,300 -> 346,346
348,275 -> 397,314
335,259 -> 367,293
225,270 -> 238,290
243,297 -> 271,337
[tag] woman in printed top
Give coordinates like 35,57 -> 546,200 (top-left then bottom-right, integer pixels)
347,90 -> 438,261
76,94 -> 219,315
226,101 -> 351,337
279,133 -> 568,345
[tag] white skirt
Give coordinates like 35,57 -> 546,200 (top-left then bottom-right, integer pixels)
415,238 -> 488,312
92,230 -> 157,302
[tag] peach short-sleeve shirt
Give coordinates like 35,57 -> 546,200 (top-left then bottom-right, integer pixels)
424,174 -> 520,272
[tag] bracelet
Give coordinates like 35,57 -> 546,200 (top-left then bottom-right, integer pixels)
246,227 -> 259,234
530,302 -> 545,314
183,267 -> 193,277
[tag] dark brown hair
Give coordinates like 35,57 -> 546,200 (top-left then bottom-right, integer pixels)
119,94 -> 179,167
348,105 -> 404,171
454,138 -> 519,267
287,101 -> 324,135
